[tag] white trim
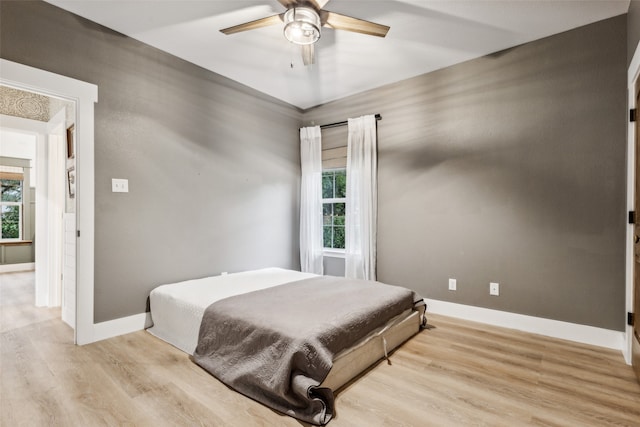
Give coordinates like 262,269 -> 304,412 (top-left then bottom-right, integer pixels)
0,59 -> 98,345
93,312 -> 153,343
625,39 -> 640,365
0,115 -> 48,135
323,249 -> 346,258
426,299 -> 625,351
0,262 -> 35,273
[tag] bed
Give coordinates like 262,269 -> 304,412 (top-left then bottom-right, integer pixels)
147,268 -> 426,425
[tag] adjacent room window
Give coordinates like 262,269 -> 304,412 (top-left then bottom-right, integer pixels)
322,169 -> 346,249
1,177 -> 23,241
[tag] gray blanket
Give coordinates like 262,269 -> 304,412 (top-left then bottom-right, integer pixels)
193,276 -> 423,425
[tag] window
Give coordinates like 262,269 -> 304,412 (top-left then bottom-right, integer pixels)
1,178 -> 23,240
322,169 -> 346,249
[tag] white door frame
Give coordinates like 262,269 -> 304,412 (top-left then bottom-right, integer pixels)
0,59 -> 98,345
626,40 -> 640,365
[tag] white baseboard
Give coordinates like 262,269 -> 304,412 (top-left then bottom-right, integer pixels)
88,302 -> 625,356
92,312 -> 153,343
0,262 -> 35,273
425,299 -> 625,352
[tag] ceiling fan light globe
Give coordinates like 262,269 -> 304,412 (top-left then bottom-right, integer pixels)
283,7 -> 321,45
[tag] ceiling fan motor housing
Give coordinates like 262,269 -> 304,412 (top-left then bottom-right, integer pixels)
283,7 -> 321,45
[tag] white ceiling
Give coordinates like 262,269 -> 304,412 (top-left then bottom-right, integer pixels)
44,0 -> 630,110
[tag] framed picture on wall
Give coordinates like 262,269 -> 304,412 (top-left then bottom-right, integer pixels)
67,166 -> 75,198
66,124 -> 75,159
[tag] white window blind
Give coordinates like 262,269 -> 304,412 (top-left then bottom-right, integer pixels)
321,126 -> 347,169
0,165 -> 24,181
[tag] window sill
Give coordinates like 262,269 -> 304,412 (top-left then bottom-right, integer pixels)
0,240 -> 33,246
323,249 -> 345,259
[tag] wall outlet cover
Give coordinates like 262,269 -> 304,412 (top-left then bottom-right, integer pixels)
448,278 -> 457,291
490,282 -> 500,296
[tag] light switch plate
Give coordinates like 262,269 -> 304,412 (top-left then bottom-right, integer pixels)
112,179 -> 129,193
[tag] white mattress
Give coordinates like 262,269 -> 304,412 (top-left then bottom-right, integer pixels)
147,268 -> 317,354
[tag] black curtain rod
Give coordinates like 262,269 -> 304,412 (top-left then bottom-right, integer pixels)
316,114 -> 382,130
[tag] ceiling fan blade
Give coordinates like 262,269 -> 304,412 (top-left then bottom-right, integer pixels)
220,14 -> 283,35
302,44 -> 315,66
307,0 -> 331,9
322,11 -> 389,38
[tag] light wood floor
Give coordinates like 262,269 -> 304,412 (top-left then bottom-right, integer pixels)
2,271 -> 640,426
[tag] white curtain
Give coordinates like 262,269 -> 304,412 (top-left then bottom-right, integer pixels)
299,126 -> 324,275
345,115 -> 377,280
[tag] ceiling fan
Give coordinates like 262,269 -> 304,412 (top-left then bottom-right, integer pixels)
220,0 -> 390,66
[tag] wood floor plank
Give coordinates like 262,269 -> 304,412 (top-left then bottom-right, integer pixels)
51,361 -> 148,426
2,271 -> 639,426
149,351 -> 300,426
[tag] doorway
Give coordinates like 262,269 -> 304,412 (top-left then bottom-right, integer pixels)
0,58 -> 97,345
629,40 -> 640,381
633,77 -> 640,382
1,102 -> 75,331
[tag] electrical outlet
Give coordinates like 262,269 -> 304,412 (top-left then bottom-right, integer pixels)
448,278 -> 457,291
490,282 -> 500,296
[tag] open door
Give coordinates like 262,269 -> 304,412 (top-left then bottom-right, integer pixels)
1,58 -> 98,345
62,212 -> 76,328
634,79 -> 640,382
35,109 -> 66,307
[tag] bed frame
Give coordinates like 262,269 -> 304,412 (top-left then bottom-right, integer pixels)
321,309 -> 423,390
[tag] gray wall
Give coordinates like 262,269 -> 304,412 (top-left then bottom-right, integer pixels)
1,1 -> 303,322
0,2 -> 630,330
629,1 -> 640,65
303,15 -> 628,331
323,256 -> 345,277
0,244 -> 32,265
